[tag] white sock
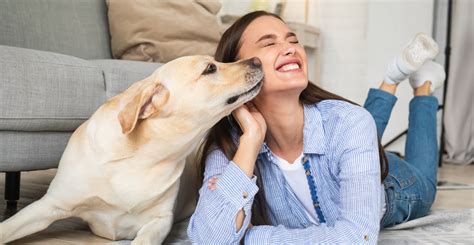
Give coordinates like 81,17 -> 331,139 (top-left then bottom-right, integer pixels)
384,33 -> 440,85
409,60 -> 446,93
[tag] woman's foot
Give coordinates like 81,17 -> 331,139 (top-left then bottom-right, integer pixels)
414,81 -> 432,96
384,33 -> 439,85
410,60 -> 446,94
379,81 -> 398,95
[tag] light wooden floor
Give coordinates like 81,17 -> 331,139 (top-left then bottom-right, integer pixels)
433,164 -> 474,209
1,164 -> 473,244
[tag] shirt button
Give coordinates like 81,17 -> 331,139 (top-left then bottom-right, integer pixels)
364,235 -> 369,241
305,170 -> 311,176
243,191 -> 249,199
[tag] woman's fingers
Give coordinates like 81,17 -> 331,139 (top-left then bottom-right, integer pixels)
231,105 -> 248,130
207,177 -> 218,190
246,102 -> 267,133
245,101 -> 257,111
232,102 -> 267,145
232,104 -> 255,132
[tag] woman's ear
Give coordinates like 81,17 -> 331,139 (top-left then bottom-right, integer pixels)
118,83 -> 169,135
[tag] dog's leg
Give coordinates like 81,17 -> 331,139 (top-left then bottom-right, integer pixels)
0,196 -> 70,243
131,212 -> 173,245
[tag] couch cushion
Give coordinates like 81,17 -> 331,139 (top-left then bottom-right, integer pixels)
0,45 -> 107,131
89,59 -> 163,98
0,0 -> 112,60
106,0 -> 222,63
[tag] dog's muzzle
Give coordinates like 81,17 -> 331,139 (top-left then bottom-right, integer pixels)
226,57 -> 264,105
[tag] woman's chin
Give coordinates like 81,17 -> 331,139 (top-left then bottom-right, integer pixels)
279,77 -> 308,89
264,81 -> 308,95
260,72 -> 308,94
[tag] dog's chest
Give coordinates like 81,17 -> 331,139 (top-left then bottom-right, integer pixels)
105,159 -> 185,212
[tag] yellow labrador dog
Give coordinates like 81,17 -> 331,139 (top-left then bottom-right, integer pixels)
0,56 -> 263,244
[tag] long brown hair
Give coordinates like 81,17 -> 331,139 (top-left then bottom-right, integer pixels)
197,11 -> 388,225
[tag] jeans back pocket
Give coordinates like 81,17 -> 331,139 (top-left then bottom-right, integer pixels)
385,153 -> 417,189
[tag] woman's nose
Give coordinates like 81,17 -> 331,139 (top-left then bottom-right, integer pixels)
283,46 -> 296,56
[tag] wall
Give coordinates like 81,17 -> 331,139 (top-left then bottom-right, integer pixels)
366,0 -> 435,153
219,0 -> 436,154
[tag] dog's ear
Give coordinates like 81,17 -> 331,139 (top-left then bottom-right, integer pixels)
118,83 -> 169,135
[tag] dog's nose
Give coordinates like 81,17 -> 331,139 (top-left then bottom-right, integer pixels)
248,57 -> 262,68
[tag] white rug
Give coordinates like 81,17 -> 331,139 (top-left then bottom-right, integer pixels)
110,209 -> 474,244
379,209 -> 474,244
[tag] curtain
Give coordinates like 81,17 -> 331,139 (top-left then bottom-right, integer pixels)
443,0 -> 474,164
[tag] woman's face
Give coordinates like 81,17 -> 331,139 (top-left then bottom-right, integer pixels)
238,16 -> 308,97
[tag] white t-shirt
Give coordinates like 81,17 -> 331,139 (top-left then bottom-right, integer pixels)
273,153 -> 319,224
273,153 -> 387,223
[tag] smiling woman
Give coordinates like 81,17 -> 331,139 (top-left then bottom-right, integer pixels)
188,10 -> 444,244
239,16 -> 308,96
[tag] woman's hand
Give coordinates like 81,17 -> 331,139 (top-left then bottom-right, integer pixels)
232,102 -> 267,147
231,102 -> 267,178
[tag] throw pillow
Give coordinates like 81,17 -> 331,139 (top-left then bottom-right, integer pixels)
107,0 -> 222,63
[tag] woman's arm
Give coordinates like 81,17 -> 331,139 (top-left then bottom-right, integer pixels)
228,102 -> 267,231
186,149 -> 258,244
243,107 -> 382,244
232,136 -> 261,231
187,103 -> 266,243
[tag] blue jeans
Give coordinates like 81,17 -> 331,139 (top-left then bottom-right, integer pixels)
363,88 -> 439,228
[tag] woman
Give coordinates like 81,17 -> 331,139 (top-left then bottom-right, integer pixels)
187,11 -> 444,244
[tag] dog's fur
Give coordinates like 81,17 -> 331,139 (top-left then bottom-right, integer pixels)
0,56 -> 263,244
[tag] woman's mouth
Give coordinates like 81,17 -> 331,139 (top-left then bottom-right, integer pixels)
275,57 -> 303,73
277,62 -> 300,72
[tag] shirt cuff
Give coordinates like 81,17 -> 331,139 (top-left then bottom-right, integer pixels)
244,225 -> 273,245
215,161 -> 259,210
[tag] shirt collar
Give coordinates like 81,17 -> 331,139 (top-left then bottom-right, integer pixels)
258,103 -> 327,155
302,103 -> 327,155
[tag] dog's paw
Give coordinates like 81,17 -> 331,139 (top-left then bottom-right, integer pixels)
130,239 -> 150,245
106,240 -> 132,245
131,237 -> 163,245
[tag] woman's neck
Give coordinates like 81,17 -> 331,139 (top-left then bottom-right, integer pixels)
254,93 -> 305,163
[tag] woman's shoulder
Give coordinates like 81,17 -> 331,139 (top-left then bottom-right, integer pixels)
306,99 -> 377,153
308,99 -> 371,123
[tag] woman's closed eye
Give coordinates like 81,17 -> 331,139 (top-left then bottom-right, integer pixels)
289,37 -> 300,44
263,42 -> 275,47
262,40 -> 299,48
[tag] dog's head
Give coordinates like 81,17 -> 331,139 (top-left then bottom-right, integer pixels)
118,55 -> 263,134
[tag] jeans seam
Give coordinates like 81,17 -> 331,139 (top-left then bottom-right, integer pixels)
403,201 -> 415,223
381,186 -> 394,227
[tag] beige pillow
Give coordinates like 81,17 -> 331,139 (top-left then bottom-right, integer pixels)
107,0 -> 222,63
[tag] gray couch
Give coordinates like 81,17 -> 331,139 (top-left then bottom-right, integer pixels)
0,0 -> 164,209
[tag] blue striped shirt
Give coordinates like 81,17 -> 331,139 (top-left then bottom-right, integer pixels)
187,100 -> 382,244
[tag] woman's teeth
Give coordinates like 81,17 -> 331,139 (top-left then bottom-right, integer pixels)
279,63 -> 300,72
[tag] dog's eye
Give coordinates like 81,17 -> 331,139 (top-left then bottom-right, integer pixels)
202,63 -> 217,75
